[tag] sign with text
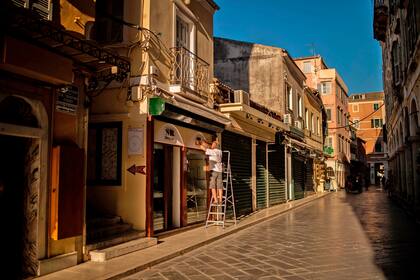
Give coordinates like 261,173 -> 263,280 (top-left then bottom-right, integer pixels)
56,85 -> 79,114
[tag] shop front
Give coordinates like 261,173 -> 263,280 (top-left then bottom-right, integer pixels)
153,120 -> 213,232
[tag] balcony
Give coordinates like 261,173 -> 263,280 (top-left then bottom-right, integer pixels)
373,0 -> 389,42
169,47 -> 210,103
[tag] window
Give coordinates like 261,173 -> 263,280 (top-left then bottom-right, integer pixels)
287,85 -> 293,110
373,103 -> 379,110
96,0 -> 124,43
326,109 -> 331,121
326,136 -> 333,147
298,96 -> 303,117
11,0 -> 53,20
375,143 -> 383,153
371,118 -> 383,128
353,118 -> 360,129
176,16 -> 190,49
87,122 -> 122,185
391,42 -> 401,85
303,61 -> 312,73
317,117 -> 320,135
318,82 -> 332,94
337,108 -> 341,124
352,104 -> 359,112
305,109 -> 309,129
311,113 -> 315,133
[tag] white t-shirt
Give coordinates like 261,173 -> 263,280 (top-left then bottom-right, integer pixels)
205,148 -> 223,172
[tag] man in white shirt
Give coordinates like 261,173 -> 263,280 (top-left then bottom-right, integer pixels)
200,139 -> 223,204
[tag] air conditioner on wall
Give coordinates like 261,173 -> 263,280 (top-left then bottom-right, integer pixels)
294,120 -> 302,129
233,90 -> 250,105
283,114 -> 291,124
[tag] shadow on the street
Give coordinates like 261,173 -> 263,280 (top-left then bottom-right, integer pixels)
341,188 -> 420,280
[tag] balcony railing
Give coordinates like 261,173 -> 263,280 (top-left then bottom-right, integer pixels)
170,47 -> 209,100
373,0 -> 388,41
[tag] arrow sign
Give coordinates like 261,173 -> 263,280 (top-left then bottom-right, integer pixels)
127,164 -> 146,175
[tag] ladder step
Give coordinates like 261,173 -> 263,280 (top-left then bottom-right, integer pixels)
208,212 -> 225,215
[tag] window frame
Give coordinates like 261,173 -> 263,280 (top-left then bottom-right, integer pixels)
87,121 -> 123,186
352,104 -> 359,112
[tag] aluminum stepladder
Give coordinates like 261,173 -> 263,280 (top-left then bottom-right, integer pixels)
205,150 -> 237,228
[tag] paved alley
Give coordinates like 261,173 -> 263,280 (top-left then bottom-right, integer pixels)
124,189 -> 419,280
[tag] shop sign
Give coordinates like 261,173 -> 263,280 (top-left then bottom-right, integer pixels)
149,97 -> 165,115
323,146 -> 334,155
56,85 -> 79,114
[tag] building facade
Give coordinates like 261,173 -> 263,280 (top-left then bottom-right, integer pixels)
0,0 -> 129,277
86,0 -> 225,244
348,92 -> 387,185
373,0 -> 420,215
214,38 -> 325,200
294,56 -> 351,189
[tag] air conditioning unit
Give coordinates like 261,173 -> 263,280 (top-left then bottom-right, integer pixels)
233,90 -> 250,105
294,120 -> 302,129
283,114 -> 291,125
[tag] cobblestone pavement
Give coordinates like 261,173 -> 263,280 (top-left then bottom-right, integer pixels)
123,189 -> 419,280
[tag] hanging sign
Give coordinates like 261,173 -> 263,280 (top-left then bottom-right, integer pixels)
56,85 -> 79,114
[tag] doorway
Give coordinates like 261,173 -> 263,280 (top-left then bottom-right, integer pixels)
153,143 -> 181,232
0,135 -> 39,279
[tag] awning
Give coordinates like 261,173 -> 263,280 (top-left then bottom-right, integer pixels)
150,96 -> 230,133
0,4 -> 130,82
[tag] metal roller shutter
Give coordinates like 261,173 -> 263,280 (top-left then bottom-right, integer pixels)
292,155 -> 305,200
305,159 -> 314,192
268,144 -> 286,206
256,140 -> 267,209
222,131 -> 252,217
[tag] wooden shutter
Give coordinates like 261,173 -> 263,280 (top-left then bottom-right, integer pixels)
51,145 -> 85,240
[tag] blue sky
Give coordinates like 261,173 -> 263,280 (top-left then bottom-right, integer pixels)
213,0 -> 383,94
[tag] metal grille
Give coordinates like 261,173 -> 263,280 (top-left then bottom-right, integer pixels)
222,131 -> 252,217
268,144 -> 286,206
170,47 -> 209,99
256,140 -> 267,209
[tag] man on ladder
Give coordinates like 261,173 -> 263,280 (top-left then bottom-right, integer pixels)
199,138 -> 236,228
199,138 -> 223,205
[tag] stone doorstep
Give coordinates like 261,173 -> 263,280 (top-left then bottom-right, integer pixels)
89,237 -> 158,262
38,251 -> 77,276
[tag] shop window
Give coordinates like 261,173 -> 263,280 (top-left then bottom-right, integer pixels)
87,122 -> 122,185
186,149 -> 208,224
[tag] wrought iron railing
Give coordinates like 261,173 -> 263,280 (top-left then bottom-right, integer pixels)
170,47 -> 209,98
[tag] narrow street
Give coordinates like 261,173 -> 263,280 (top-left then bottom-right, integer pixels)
124,190 -> 419,280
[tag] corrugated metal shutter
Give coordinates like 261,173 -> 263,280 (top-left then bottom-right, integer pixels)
305,159 -> 314,192
222,131 -> 252,217
268,144 -> 286,206
256,140 -> 267,209
292,155 -> 305,200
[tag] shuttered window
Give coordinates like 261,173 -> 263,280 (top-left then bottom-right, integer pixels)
11,0 -> 52,20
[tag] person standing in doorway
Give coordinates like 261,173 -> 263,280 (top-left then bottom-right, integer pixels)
199,138 -> 223,204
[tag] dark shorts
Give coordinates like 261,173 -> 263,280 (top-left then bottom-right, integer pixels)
209,171 -> 223,189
